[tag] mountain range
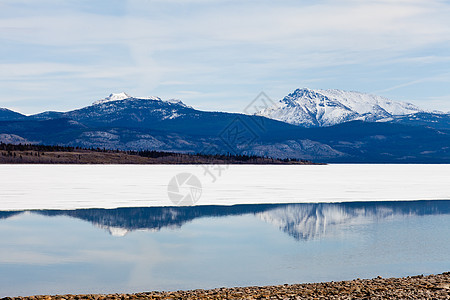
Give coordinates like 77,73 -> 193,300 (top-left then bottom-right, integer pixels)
257,88 -> 447,127
0,89 -> 449,163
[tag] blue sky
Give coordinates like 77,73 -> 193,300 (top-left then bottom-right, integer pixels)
1,0 -> 450,114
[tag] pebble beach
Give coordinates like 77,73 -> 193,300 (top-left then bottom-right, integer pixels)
3,273 -> 449,300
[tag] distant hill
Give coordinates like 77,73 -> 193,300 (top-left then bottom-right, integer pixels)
0,108 -> 27,121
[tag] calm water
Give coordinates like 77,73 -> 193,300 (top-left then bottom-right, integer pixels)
1,201 -> 449,297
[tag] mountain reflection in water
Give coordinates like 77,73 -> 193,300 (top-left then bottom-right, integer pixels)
1,200 -> 449,240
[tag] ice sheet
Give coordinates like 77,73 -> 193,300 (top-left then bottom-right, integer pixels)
0,164 -> 449,210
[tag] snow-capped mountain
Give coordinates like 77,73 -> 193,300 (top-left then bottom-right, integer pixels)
72,92 -> 190,124
92,92 -> 188,107
1,90 -> 449,163
92,92 -> 168,105
30,92 -> 191,125
257,88 -> 430,127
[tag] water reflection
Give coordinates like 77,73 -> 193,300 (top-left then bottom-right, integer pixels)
256,201 -> 450,240
1,201 -> 449,297
1,201 -> 449,240
0,211 -> 22,219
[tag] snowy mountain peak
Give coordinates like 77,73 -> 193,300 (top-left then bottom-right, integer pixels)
93,92 -> 168,105
288,88 -> 320,99
138,96 -> 163,101
258,88 -> 430,127
93,92 -> 132,105
166,99 -> 185,105
91,93 -> 190,108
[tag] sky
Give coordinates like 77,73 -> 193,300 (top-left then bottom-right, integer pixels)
1,0 -> 450,115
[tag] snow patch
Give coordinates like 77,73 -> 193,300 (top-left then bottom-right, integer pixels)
0,134 -> 35,144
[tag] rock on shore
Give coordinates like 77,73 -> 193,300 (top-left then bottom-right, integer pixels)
2,273 -> 449,300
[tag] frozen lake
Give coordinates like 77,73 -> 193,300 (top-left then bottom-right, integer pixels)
0,164 -> 449,210
0,164 -> 449,296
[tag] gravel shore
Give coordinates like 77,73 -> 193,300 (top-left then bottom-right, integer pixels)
3,273 -> 449,300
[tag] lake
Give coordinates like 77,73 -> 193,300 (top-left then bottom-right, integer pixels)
0,201 -> 449,297
0,164 -> 449,297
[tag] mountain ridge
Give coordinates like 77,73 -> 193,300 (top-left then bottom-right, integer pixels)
257,88 -> 443,127
0,90 -> 449,163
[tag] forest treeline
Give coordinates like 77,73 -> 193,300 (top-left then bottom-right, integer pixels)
0,142 -> 317,164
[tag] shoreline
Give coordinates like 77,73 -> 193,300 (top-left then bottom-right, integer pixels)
2,273 -> 449,299
0,144 -> 321,165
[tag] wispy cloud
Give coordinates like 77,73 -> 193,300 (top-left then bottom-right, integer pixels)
374,72 -> 450,93
1,0 -> 450,113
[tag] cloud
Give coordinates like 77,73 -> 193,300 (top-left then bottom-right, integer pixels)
2,1 -> 449,53
374,72 -> 450,94
1,0 -> 450,113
